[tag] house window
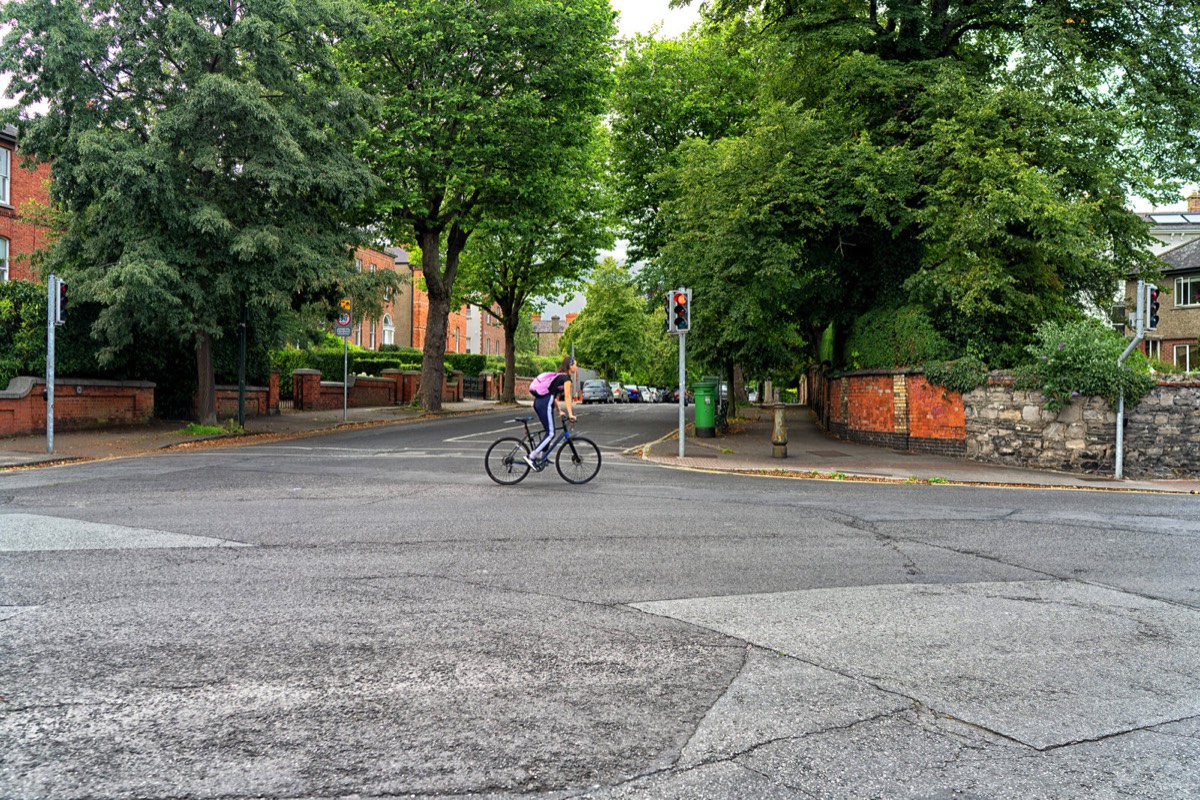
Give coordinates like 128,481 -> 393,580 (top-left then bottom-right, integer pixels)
1145,340 -> 1162,360
0,147 -> 10,205
1176,344 -> 1199,372
355,257 -> 363,272
0,237 -> 8,281
1175,275 -> 1200,307
383,314 -> 394,346
369,324 -> 376,350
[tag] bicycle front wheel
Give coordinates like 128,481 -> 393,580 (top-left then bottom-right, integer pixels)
485,437 -> 531,485
556,436 -> 601,484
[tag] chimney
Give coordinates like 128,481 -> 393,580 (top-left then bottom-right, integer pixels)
565,313 -> 578,325
532,314 -> 541,321
1189,191 -> 1200,214
551,315 -> 561,332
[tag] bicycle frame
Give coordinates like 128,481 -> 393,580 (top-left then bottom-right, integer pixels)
520,414 -> 574,459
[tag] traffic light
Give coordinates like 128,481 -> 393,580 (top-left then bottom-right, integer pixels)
668,288 -> 691,334
55,279 -> 67,325
1146,284 -> 1160,331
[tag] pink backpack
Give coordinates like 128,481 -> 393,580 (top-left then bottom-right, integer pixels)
529,371 -> 560,396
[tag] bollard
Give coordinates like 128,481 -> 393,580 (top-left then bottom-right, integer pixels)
772,403 -> 788,458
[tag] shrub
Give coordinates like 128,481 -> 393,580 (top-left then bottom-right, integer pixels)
921,355 -> 989,394
1022,318 -> 1157,412
842,305 -> 956,369
0,280 -> 47,390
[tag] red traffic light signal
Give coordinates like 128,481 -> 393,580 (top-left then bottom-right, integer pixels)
55,278 -> 67,325
669,289 -> 691,333
1147,285 -> 1160,330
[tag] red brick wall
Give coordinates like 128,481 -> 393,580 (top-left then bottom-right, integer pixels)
809,368 -> 967,456
292,370 -> 398,411
908,375 -> 966,440
214,386 -> 270,419
847,375 -> 893,433
1,377 -> 154,436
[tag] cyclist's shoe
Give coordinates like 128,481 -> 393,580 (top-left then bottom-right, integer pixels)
523,454 -> 538,471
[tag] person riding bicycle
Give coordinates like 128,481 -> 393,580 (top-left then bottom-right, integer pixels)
525,355 -> 577,470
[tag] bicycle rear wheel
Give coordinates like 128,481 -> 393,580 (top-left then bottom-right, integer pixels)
556,436 -> 601,484
485,437 -> 531,485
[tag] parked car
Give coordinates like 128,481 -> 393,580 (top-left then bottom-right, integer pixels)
669,387 -> 693,405
624,384 -> 641,402
647,387 -> 661,403
638,386 -> 651,403
610,382 -> 629,403
581,379 -> 612,404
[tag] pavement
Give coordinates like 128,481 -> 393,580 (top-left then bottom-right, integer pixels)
1,399 -> 1197,493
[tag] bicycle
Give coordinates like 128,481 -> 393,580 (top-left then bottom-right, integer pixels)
485,414 -> 602,485
715,399 -> 730,435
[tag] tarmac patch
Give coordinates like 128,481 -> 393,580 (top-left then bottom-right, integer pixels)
0,513 -> 250,552
632,580 -> 1200,750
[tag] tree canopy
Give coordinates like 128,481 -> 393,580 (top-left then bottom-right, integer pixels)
456,130 -> 614,402
339,0 -> 617,410
615,0 -> 1200,371
1,0 -> 376,423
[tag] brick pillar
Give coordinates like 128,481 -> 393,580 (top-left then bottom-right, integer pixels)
293,369 -> 321,410
893,374 -> 909,435
400,371 -> 420,403
268,369 -> 280,415
382,369 -> 404,405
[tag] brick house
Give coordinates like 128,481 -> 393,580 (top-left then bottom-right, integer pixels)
466,303 -> 505,356
1129,237 -> 1200,370
0,124 -> 54,283
350,245 -> 414,350
1125,193 -> 1200,371
532,313 -> 577,356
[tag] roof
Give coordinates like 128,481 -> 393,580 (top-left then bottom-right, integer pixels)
1,124 -> 16,145
532,318 -> 569,334
1141,212 -> 1200,226
1159,237 -> 1200,273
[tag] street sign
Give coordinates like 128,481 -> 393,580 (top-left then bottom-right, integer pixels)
335,301 -> 352,337
336,314 -> 352,337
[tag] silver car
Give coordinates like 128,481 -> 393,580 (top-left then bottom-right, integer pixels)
581,379 -> 612,404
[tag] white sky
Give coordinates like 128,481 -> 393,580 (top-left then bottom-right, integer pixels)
611,0 -> 702,39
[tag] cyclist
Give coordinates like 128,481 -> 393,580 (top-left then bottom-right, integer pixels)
525,355 -> 577,470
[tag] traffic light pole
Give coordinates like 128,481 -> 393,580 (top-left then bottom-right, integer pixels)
1115,278 -> 1146,480
46,275 -> 57,454
678,331 -> 686,458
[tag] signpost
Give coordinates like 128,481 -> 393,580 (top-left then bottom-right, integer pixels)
45,274 -> 66,454
337,298 -> 352,420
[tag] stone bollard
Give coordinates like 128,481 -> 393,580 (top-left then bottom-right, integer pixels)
772,403 -> 788,458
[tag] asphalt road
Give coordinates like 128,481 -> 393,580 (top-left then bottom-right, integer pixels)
2,404 -> 1199,799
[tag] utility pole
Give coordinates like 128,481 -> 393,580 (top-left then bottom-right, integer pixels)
1115,279 -> 1146,479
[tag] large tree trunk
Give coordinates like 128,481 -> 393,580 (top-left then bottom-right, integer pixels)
502,313 -> 518,404
195,329 -> 217,426
418,228 -> 448,412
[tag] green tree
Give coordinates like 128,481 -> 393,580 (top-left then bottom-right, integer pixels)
609,22 -> 763,264
1,0 -> 376,424
560,258 -> 650,380
456,129 -> 614,403
633,0 -> 1200,368
339,0 -> 616,411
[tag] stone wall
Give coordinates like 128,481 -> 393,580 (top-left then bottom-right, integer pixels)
1122,376 -> 1200,479
963,378 -> 1116,474
810,367 -> 1200,479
